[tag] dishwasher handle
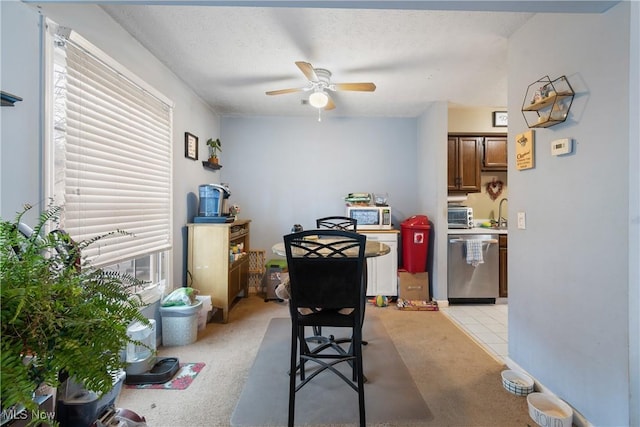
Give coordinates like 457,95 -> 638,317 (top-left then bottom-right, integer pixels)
449,238 -> 498,244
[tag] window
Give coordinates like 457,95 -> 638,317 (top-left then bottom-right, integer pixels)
46,22 -> 173,289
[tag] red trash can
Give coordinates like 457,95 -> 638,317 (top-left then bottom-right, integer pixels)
401,215 -> 431,273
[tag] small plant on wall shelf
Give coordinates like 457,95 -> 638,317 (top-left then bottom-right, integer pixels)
206,138 -> 222,164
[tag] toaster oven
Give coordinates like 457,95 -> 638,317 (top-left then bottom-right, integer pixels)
448,206 -> 474,229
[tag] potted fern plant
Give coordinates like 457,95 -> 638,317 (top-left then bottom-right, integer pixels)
206,138 -> 222,164
0,203 -> 150,425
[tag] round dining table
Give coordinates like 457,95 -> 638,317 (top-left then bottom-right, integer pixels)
271,239 -> 390,259
271,236 -> 390,305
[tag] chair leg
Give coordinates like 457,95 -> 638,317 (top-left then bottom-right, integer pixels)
297,325 -> 307,381
354,331 -> 366,427
288,322 -> 298,427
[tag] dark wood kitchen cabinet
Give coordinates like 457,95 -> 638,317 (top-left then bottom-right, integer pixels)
448,136 -> 481,192
483,136 -> 508,171
499,234 -> 508,297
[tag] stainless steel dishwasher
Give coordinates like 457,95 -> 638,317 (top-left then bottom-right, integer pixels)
448,234 -> 499,303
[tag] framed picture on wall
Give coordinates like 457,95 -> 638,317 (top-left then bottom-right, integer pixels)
493,111 -> 508,127
185,132 -> 198,160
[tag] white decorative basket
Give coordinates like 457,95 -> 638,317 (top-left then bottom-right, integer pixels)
527,392 -> 573,427
501,369 -> 534,396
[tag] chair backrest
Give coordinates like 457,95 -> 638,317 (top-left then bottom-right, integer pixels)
316,216 -> 357,231
283,229 -> 366,311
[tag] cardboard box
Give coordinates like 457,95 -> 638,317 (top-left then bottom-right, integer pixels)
398,271 -> 430,301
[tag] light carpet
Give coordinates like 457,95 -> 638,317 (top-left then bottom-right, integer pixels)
117,296 -> 532,426
230,317 -> 432,426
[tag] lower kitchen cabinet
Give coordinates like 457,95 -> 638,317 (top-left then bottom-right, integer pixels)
187,220 -> 251,323
499,234 -> 508,297
359,230 -> 399,296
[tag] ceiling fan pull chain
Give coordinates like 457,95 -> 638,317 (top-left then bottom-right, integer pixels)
318,109 -> 322,122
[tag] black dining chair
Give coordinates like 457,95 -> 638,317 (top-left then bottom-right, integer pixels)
283,229 -> 367,427
316,216 -> 357,231
312,216 -> 358,341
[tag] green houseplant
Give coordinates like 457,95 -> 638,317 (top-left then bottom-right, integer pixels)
0,204 -> 150,424
206,138 -> 222,164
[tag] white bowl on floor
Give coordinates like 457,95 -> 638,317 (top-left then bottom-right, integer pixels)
501,369 -> 534,396
527,392 -> 573,427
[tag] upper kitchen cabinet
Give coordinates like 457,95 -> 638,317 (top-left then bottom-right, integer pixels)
482,135 -> 508,171
448,136 -> 481,193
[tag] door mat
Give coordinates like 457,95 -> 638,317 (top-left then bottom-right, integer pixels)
124,363 -> 205,390
396,299 -> 439,311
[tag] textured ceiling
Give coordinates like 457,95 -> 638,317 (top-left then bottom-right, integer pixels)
96,2 -> 615,118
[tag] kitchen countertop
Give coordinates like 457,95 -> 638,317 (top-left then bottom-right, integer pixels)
448,227 -> 508,235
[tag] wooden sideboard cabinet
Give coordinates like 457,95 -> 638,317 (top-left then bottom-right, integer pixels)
187,220 -> 251,323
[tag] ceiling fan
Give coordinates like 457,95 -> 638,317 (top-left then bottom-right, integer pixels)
265,61 -> 376,111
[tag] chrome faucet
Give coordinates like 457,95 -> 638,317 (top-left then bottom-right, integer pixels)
498,198 -> 508,228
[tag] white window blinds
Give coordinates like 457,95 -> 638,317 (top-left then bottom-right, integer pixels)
52,29 -> 173,268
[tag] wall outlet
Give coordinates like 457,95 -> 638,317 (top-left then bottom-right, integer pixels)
551,138 -> 573,156
517,212 -> 526,229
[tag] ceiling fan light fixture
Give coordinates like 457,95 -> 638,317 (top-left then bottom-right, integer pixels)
309,90 -> 329,109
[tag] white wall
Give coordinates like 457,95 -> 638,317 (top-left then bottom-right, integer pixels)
0,3 -> 221,288
417,102 -> 448,300
219,116 -> 421,255
507,3 -> 638,425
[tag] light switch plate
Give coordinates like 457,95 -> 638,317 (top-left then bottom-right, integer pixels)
517,212 -> 526,229
551,138 -> 573,156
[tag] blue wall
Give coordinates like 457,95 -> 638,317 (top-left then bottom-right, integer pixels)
507,3 -> 639,425
220,116 -> 421,254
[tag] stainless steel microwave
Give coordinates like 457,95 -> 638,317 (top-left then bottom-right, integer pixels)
448,206 -> 474,229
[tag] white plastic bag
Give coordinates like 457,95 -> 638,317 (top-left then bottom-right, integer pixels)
161,287 -> 196,307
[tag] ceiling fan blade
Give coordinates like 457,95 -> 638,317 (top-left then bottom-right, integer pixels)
265,87 -> 305,96
325,95 -> 336,110
295,61 -> 318,82
333,82 -> 376,92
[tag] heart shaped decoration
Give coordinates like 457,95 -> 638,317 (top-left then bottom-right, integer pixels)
486,179 -> 504,201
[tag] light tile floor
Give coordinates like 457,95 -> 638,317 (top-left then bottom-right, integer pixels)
440,302 -> 509,364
